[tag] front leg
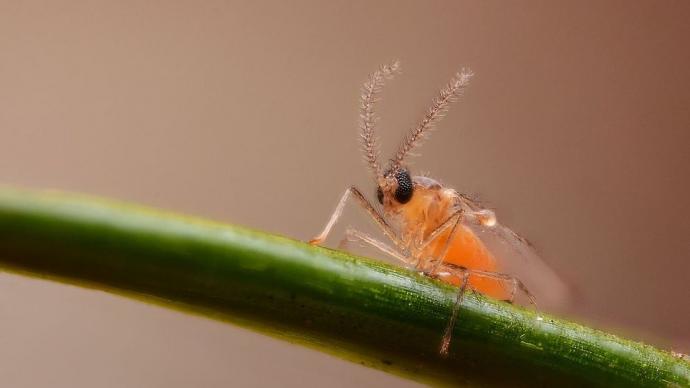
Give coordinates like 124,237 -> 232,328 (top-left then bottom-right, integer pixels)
309,186 -> 405,253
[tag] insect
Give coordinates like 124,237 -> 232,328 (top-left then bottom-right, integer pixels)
309,61 -> 568,356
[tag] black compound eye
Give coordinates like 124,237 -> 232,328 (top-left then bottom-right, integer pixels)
394,170 -> 413,204
376,186 -> 384,204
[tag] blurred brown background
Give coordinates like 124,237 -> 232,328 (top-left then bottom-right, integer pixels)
1,1 -> 689,387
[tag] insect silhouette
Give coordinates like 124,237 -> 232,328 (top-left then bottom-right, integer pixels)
309,61 -> 567,356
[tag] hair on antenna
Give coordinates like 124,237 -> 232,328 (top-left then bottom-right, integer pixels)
359,60 -> 401,178
389,68 -> 473,171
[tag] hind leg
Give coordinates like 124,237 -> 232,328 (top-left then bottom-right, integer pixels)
435,269 -> 470,357
433,264 -> 537,356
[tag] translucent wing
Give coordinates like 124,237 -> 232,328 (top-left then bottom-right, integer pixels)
456,193 -> 571,311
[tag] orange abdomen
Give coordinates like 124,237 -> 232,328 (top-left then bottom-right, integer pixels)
424,225 -> 510,301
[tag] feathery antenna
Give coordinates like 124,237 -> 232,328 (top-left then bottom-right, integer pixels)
359,60 -> 401,178
389,69 -> 473,171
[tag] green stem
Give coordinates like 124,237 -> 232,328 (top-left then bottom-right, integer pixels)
0,187 -> 687,387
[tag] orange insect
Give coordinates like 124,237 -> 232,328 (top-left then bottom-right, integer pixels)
309,61 -> 567,355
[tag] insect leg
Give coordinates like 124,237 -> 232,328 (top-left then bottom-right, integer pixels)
416,210 -> 463,252
443,263 -> 537,307
309,186 -> 405,251
412,210 -> 463,273
434,263 -> 538,356
338,227 -> 412,265
438,269 -> 470,357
